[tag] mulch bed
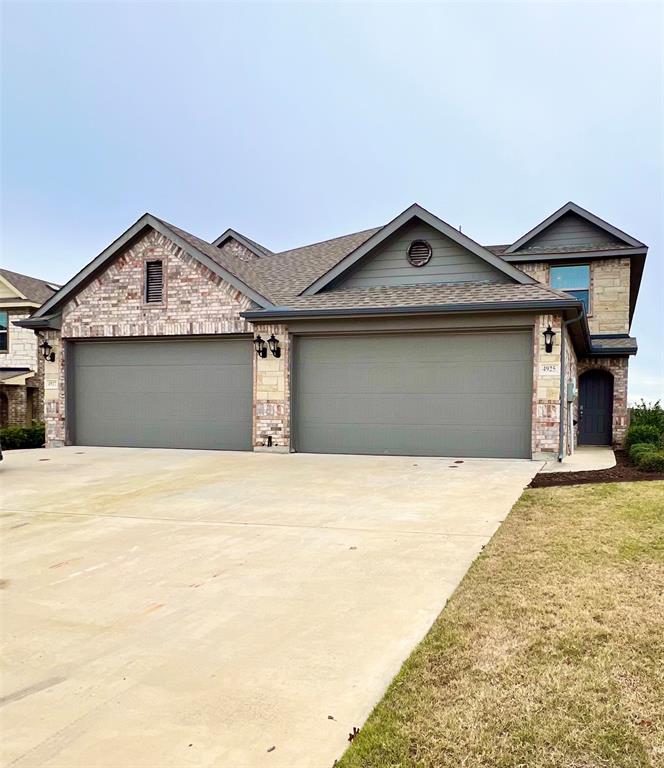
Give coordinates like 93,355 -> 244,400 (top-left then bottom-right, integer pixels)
529,450 -> 664,488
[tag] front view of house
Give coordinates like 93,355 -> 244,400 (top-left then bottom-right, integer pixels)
20,202 -> 646,461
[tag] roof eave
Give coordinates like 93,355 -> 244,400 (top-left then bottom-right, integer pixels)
13,313 -> 62,331
502,246 -> 647,262
242,298 -> 582,322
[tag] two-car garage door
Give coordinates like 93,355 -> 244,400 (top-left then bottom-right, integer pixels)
69,339 -> 252,450
293,331 -> 533,459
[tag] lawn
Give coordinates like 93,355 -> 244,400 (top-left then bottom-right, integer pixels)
338,482 -> 664,768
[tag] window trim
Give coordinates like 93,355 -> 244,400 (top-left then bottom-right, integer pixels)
549,263 -> 591,316
0,310 -> 8,353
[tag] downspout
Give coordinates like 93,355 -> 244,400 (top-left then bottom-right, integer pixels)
558,311 -> 585,462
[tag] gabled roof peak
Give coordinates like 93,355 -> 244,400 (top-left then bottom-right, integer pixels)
505,201 -> 645,254
300,202 -> 536,295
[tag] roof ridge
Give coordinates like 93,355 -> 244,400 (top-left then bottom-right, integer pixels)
273,226 -> 382,257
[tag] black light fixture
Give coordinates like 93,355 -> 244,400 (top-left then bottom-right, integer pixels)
253,335 -> 267,358
267,334 -> 281,358
39,338 -> 55,362
543,325 -> 556,354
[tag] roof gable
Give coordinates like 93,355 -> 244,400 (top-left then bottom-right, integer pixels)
301,204 -> 535,295
331,218 -> 513,290
32,214 -> 273,319
212,228 -> 272,257
505,202 -> 644,254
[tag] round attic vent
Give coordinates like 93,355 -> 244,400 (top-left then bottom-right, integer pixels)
407,239 -> 432,267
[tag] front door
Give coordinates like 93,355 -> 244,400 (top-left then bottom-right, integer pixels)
579,370 -> 613,445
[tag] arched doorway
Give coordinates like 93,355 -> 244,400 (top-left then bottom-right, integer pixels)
579,369 -> 613,445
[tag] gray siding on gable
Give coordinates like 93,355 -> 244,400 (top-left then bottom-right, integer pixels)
518,212 -> 622,252
335,220 -> 511,289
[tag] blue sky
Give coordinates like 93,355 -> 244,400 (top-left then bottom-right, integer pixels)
2,1 -> 662,400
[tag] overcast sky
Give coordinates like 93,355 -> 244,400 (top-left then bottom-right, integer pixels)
2,1 -> 662,401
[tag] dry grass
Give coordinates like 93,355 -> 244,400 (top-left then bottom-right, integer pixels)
338,482 -> 664,768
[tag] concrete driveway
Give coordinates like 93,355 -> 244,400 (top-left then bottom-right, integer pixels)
1,448 -> 540,768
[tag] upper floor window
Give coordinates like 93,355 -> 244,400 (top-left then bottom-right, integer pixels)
145,260 -> 164,304
0,311 -> 8,352
550,264 -> 590,314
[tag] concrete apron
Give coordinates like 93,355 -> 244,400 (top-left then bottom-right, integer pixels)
1,448 -> 541,768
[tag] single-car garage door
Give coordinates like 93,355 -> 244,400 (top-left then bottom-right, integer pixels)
294,330 -> 532,458
70,338 -> 252,450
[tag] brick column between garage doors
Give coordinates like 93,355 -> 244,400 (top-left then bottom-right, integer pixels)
532,313 -> 565,460
252,323 -> 291,451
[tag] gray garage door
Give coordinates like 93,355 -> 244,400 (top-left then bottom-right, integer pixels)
294,331 -> 532,458
70,338 -> 252,450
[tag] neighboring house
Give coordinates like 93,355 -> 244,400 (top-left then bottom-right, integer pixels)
18,202 -> 646,460
0,269 -> 58,428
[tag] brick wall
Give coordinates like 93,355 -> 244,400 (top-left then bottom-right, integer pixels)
62,230 -> 253,338
532,313 -> 562,457
515,258 -> 630,335
0,384 -> 27,427
252,323 -> 290,450
0,309 -> 44,427
44,229 -> 255,447
578,357 -> 629,447
519,262 -> 549,283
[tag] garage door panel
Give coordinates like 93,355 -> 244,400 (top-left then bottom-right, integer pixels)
298,394 -> 530,426
295,332 -> 532,458
301,362 -> 531,396
298,423 -> 529,459
71,339 -> 252,450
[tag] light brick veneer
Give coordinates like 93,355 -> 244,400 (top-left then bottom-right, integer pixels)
252,323 -> 291,450
0,309 -> 44,427
578,357 -> 629,447
45,230 -> 255,447
516,258 -> 630,335
62,230 -> 253,338
588,259 -> 630,334
532,313 -> 562,457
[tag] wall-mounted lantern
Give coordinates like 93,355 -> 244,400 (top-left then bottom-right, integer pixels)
543,325 -> 556,354
39,338 -> 56,362
253,335 -> 267,358
267,334 -> 281,358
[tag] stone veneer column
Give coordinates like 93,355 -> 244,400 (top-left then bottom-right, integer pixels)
42,329 -> 66,447
252,323 -> 291,451
532,313 -> 563,459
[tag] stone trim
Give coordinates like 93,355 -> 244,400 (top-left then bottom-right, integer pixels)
252,323 -> 291,450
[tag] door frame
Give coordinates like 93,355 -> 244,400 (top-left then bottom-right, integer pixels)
578,368 -> 614,446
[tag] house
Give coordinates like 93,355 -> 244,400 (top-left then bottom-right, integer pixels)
18,202 -> 646,460
0,269 -> 58,428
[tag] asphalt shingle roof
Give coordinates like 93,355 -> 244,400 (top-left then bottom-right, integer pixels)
0,268 -> 59,305
590,335 -> 638,353
258,281 -> 578,312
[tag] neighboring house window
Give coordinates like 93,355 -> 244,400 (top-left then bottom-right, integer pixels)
145,260 -> 164,303
550,264 -> 590,314
0,311 -> 8,352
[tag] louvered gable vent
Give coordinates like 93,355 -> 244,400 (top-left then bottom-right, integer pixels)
407,239 -> 432,267
145,260 -> 163,303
